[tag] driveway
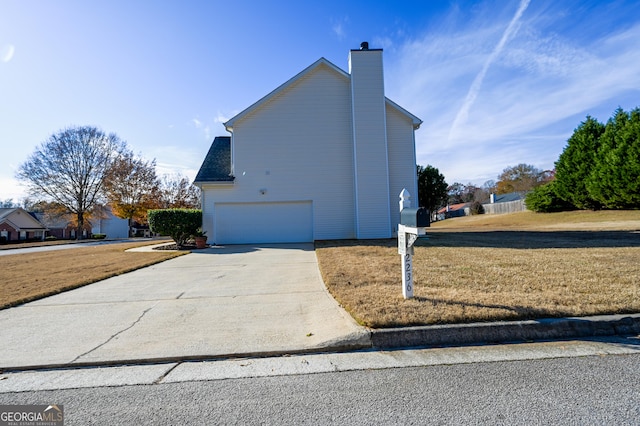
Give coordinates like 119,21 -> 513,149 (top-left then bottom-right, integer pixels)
0,243 -> 369,370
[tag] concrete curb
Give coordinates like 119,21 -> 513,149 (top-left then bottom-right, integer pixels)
370,313 -> 640,349
3,314 -> 638,373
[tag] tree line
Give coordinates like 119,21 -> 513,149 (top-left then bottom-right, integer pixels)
417,163 -> 551,215
12,125 -> 200,238
419,106 -> 639,215
526,107 -> 640,212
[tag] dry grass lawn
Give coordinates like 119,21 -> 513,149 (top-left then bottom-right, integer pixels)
0,240 -> 186,309
316,210 -> 640,328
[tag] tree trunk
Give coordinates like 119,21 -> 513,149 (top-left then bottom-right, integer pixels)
77,211 -> 84,240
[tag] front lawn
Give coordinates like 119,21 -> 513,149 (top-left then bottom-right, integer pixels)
316,211 -> 640,328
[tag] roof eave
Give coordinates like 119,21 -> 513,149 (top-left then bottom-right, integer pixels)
385,98 -> 422,130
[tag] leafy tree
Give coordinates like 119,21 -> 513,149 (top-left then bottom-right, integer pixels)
447,182 -> 466,204
104,150 -> 159,236
16,126 -> 126,238
554,116 -> 605,209
155,174 -> 201,209
148,208 -> 202,248
586,107 -> 640,209
525,181 -> 574,212
416,165 -> 448,213
496,163 -> 547,195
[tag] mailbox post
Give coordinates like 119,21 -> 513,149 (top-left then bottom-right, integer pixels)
398,189 -> 428,299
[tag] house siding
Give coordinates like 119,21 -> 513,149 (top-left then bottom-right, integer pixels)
202,63 -> 356,243
349,49 -> 391,238
386,104 -> 419,232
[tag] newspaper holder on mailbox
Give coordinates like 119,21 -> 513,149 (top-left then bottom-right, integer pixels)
398,189 -> 429,299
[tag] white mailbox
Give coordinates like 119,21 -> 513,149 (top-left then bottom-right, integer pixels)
398,189 -> 428,299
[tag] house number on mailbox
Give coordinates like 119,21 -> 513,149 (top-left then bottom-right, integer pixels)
398,189 -> 428,299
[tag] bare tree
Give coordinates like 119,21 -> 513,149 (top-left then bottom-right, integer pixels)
16,126 -> 126,239
156,173 -> 201,209
0,199 -> 19,208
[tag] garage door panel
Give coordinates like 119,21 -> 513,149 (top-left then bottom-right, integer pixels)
215,201 -> 313,244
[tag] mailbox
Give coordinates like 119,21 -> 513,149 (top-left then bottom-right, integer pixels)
400,207 -> 430,228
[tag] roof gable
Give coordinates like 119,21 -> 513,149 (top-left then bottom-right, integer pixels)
194,136 -> 234,183
0,207 -> 47,230
223,57 -> 422,131
224,58 -> 348,132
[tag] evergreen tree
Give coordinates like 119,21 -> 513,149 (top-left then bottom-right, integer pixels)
554,116 -> 605,209
416,165 -> 448,213
587,108 -> 640,208
525,181 -> 574,213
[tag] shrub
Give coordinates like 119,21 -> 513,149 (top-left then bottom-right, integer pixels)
469,201 -> 485,215
92,233 -> 107,239
45,236 -> 57,241
525,182 -> 575,213
148,209 -> 202,248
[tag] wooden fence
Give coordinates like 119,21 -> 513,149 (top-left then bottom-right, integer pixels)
482,199 -> 527,215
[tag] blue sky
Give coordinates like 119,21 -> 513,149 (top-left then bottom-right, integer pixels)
1,0 -> 639,201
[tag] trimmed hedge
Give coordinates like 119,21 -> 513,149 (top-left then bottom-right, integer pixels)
148,209 -> 202,247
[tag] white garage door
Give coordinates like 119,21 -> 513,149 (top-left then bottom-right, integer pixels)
215,201 -> 313,244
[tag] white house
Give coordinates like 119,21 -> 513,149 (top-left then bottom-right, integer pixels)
91,206 -> 130,239
195,42 -> 422,244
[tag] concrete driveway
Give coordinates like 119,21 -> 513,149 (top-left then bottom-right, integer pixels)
0,243 -> 369,370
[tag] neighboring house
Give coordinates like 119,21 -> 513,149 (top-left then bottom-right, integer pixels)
195,43 -> 422,244
91,206 -> 129,239
35,206 -> 129,239
0,207 -> 47,242
33,212 -> 88,240
436,203 -> 471,221
482,192 -> 528,215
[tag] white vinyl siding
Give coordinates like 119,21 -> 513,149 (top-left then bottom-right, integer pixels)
199,53 -> 420,244
386,104 -> 419,232
203,63 -> 356,243
349,49 -> 391,238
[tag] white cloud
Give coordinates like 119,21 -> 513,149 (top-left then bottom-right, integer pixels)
1,44 -> 15,63
331,17 -> 348,39
449,0 -> 531,140
213,111 -> 231,124
0,176 -> 27,201
387,4 -> 640,185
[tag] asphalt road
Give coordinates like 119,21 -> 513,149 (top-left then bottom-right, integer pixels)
0,238 -> 154,256
1,349 -> 638,425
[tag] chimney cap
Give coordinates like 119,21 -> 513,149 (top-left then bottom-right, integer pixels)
360,41 -> 369,50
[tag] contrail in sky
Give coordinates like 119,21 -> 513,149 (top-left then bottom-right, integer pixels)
448,0 -> 531,140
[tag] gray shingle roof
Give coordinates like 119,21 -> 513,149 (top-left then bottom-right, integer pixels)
194,136 -> 234,183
